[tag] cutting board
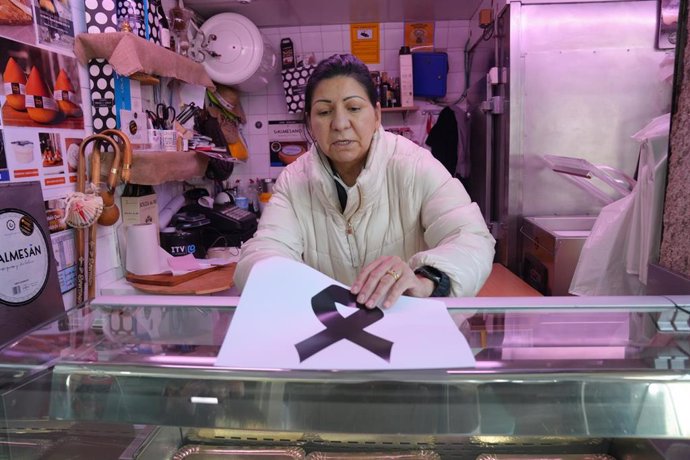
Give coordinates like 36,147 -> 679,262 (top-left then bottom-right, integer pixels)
127,263 -> 236,295
126,265 -> 220,286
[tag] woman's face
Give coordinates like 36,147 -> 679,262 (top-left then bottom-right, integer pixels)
308,75 -> 381,173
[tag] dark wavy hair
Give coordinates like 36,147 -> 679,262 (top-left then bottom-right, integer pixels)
303,54 -> 378,124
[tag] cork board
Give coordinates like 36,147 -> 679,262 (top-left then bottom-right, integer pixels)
661,3 -> 690,278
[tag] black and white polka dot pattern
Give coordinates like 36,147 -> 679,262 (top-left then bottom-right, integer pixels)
85,0 -> 163,132
281,65 -> 316,113
84,0 -> 118,34
85,1 -> 119,132
116,0 -> 149,38
88,60 -> 117,132
148,0 -> 161,45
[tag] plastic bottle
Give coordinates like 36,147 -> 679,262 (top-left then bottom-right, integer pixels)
247,178 -> 259,214
258,192 -> 272,215
280,38 -> 295,70
399,46 -> 414,108
154,0 -> 171,49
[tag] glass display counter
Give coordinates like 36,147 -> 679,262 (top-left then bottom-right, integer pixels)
1,295 -> 689,459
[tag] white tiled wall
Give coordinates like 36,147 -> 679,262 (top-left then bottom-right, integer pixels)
71,0 -> 92,134
230,20 -> 474,186
74,14 -> 485,299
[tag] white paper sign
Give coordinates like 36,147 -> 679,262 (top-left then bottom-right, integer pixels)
216,257 -> 476,370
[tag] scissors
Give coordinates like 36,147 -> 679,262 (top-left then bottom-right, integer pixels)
147,103 -> 176,129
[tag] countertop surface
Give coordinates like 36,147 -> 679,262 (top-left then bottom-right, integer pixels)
102,262 -> 540,299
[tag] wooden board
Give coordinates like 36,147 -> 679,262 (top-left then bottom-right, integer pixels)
125,265 -> 220,286
2,103 -> 85,129
0,0 -> 32,25
127,263 -> 235,295
477,263 -> 543,297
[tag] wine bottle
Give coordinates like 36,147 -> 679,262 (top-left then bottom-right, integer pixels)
121,183 -> 158,226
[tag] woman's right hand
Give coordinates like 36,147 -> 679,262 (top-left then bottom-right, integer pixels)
350,256 -> 434,309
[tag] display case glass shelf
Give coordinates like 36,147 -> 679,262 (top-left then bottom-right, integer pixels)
1,296 -> 689,459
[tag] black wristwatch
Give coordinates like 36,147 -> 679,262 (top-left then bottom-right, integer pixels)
414,265 -> 451,297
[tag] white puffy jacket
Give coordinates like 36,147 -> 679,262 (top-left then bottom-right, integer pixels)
234,127 -> 495,296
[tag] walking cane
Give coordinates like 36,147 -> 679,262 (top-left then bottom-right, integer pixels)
100,129 -> 133,184
94,135 -> 123,227
64,134 -> 121,304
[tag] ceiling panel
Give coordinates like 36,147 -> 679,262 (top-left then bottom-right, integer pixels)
179,0 -> 485,26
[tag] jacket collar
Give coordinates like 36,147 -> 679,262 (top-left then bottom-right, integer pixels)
308,126 -> 394,213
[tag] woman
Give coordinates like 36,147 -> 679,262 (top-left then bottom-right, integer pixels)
234,54 -> 495,308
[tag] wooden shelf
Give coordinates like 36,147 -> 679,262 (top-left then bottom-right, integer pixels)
381,106 -> 418,120
381,106 -> 418,113
74,32 -> 215,89
129,150 -> 209,185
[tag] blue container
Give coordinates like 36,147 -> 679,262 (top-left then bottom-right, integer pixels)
412,52 -> 449,98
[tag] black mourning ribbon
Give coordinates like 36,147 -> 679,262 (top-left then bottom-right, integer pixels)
295,285 -> 393,363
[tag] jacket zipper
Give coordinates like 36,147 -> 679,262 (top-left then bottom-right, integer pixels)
345,185 -> 362,268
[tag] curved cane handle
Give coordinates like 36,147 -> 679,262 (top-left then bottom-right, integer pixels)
101,129 -> 133,183
77,134 -> 116,193
93,135 -> 122,193
92,136 -> 122,227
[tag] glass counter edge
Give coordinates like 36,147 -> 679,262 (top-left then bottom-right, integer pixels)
88,293 -> 687,311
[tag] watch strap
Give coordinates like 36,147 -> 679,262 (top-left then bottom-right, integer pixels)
414,265 -> 451,297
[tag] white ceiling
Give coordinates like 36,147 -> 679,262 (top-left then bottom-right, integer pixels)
178,0 -> 487,27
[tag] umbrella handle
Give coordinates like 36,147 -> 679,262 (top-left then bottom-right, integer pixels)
101,129 -> 133,184
74,133 -> 114,304
92,136 -> 122,227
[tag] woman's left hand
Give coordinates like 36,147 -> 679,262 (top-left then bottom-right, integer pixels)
350,256 -> 435,309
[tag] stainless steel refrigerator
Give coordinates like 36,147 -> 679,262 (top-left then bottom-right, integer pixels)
464,0 -> 672,277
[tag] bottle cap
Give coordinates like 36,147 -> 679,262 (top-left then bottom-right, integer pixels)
399,46 -> 411,55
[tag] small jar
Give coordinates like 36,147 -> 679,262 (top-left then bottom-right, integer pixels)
235,196 -> 249,210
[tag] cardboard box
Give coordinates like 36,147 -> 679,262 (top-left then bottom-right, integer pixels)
399,52 -> 414,107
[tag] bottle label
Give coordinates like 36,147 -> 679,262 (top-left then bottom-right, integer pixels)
160,28 -> 171,49
281,38 -> 295,69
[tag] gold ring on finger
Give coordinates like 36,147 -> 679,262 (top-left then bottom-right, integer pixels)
385,269 -> 400,281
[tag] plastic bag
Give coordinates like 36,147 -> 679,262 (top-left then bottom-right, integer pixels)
625,137 -> 668,284
569,192 -> 645,296
570,116 -> 669,296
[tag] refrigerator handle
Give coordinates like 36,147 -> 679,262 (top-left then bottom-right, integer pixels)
480,77 -> 493,228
